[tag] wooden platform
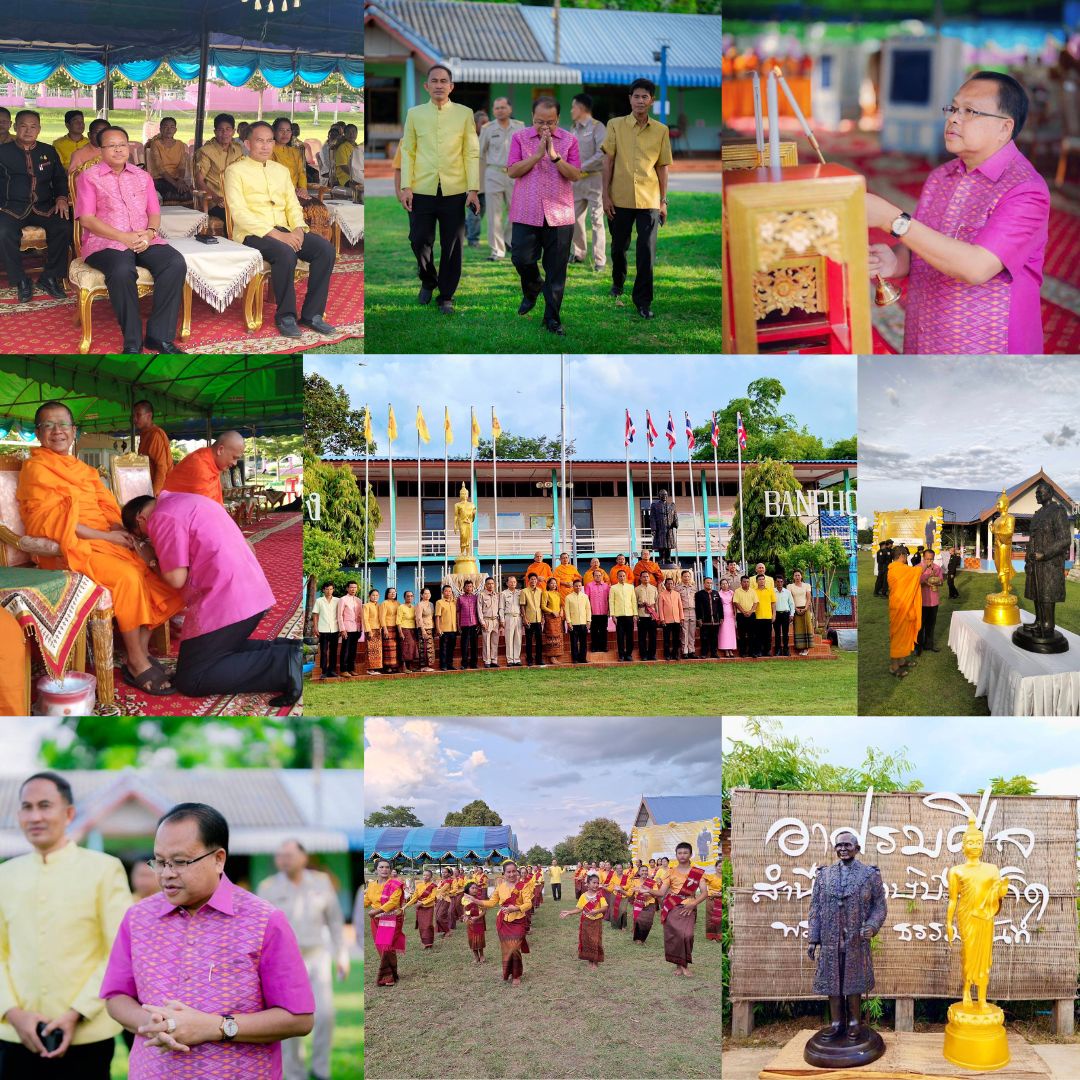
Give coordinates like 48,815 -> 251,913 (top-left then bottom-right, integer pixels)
760,1030 -> 1051,1080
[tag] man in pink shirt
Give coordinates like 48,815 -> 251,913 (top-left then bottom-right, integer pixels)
658,576 -> 684,661
506,97 -> 583,336
75,125 -> 187,354
337,579 -> 364,676
122,491 -> 301,706
866,72 -> 1049,354
915,547 -> 943,654
101,802 -> 315,1079
584,568 -> 610,653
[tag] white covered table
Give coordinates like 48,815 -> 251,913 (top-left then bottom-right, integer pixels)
166,236 -> 265,334
324,199 -> 364,250
157,205 -> 209,239
948,608 -> 1080,715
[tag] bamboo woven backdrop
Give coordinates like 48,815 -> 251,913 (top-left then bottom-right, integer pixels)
730,789 -> 1079,1001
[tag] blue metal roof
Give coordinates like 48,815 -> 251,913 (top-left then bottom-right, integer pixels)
365,825 -> 520,861
641,795 -> 722,825
920,485 -> 1002,523
519,7 -> 722,87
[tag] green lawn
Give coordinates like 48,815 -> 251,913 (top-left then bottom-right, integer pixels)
108,961 -> 363,1078
305,651 -> 855,715
363,884 -> 720,1079
361,192 -> 721,354
306,340 -> 366,354
857,552 -> 1080,716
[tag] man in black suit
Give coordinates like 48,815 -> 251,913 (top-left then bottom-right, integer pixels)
873,541 -> 891,596
694,577 -> 721,659
947,546 -> 962,599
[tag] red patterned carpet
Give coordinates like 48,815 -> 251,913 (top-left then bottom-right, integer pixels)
0,250 -> 363,354
98,513 -> 302,716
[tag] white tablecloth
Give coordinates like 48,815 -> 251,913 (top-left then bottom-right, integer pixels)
166,237 -> 263,313
325,200 -> 364,245
157,205 -> 209,239
948,608 -> 1080,716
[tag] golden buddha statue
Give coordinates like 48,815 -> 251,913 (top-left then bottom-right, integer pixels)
453,483 -> 478,575
984,490 -> 1020,626
943,818 -> 1011,1070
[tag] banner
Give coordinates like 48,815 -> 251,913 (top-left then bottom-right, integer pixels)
631,817 -> 721,869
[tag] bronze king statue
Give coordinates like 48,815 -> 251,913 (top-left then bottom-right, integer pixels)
804,832 -> 887,1068
1013,480 -> 1070,653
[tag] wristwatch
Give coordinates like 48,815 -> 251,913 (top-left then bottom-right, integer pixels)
220,1015 -> 239,1042
889,211 -> 912,239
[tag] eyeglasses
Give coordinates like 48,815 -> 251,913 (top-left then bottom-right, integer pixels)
36,422 -> 74,432
942,105 -> 1008,122
147,849 -> 220,873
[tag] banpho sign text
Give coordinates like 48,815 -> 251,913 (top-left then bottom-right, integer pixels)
764,490 -> 857,517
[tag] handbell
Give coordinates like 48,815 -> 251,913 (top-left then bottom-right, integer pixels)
875,275 -> 902,307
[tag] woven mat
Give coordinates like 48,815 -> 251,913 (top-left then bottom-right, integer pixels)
760,1029 -> 1050,1080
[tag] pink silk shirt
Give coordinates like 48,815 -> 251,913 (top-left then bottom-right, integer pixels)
337,592 -> 363,633
507,127 -> 581,228
147,491 -> 275,641
584,580 -> 610,616
101,875 -> 315,1080
905,140 -> 1049,354
920,562 -> 942,608
76,160 -> 168,258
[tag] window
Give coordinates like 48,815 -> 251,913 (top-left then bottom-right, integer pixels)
365,77 -> 401,127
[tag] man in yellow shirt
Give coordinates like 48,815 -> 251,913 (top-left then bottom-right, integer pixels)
601,78 -> 673,319
752,572 -> 777,658
609,568 -> 637,661
194,113 -> 246,224
52,109 -> 89,169
335,124 -> 359,187
519,573 -> 545,667
732,574 -> 757,658
224,120 -> 337,340
563,577 -> 592,664
548,861 -> 564,902
399,64 -> 480,314
0,772 -> 130,1075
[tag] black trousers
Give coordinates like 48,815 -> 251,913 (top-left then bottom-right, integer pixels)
439,631 -> 457,669
460,625 -> 479,669
511,220 -> 573,324
0,1037 -> 114,1079
341,630 -> 360,672
736,612 -> 755,657
638,617 -> 657,660
590,613 -> 608,652
153,176 -> 189,201
409,189 -> 466,300
173,611 -> 301,697
919,604 -> 939,649
700,621 -> 719,658
318,631 -> 338,675
0,208 -> 71,285
774,611 -> 790,654
524,621 -> 543,665
874,568 -> 888,596
551,883 -> 562,900
84,243 -> 185,351
948,572 -> 959,598
569,624 -> 588,663
610,206 -> 659,307
662,622 -> 681,659
755,619 -> 772,657
615,615 -> 635,659
243,228 -> 335,323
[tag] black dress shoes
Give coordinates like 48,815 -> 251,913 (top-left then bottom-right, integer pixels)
275,316 -> 303,338
300,315 -> 336,335
143,337 -> 184,354
15,279 -> 32,303
438,299 -> 454,314
37,276 -> 66,299
637,306 -> 655,319
518,296 -> 537,315
418,286 -> 433,305
543,320 -> 565,336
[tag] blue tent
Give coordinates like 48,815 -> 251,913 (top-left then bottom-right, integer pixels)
365,825 -> 520,862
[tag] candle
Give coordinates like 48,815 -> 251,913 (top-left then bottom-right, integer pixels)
752,71 -> 764,155
767,70 -> 781,168
775,66 -> 826,164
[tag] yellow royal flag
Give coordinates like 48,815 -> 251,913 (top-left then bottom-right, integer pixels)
363,406 -> 373,447
471,409 -> 481,448
416,405 -> 431,443
492,411 -> 502,439
388,405 -> 398,443
444,407 -> 453,445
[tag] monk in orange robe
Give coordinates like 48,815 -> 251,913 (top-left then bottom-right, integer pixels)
633,548 -> 663,587
580,558 -> 608,585
17,402 -> 184,695
161,430 -> 246,506
133,399 -> 173,495
607,555 -> 633,584
524,551 -> 552,586
552,552 -> 582,598
888,548 -> 923,677
0,607 -> 27,716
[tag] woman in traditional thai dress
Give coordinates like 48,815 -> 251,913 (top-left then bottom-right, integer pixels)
364,588 -> 383,674
561,873 -> 607,968
541,578 -> 564,664
379,587 -> 400,672
788,569 -> 814,656
403,867 -> 437,948
470,861 -> 533,985
462,882 -> 488,964
363,859 -> 406,986
434,866 -> 455,937
705,858 -> 723,942
718,577 -> 737,658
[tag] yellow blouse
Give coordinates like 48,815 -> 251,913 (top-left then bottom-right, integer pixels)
541,590 -> 562,615
396,603 -> 416,629
667,866 -> 702,905
404,880 -> 438,908
474,880 -> 533,922
379,600 -> 400,630
272,142 -> 308,190
363,601 -> 381,633
364,878 -> 403,913
705,872 -> 723,897
435,879 -> 454,901
577,892 -> 608,920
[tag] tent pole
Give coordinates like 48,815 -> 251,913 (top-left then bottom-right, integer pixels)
194,11 -> 210,152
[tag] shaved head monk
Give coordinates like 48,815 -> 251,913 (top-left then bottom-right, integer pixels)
132,399 -> 173,495
524,550 -> 553,585
16,401 -> 184,695
161,430 -> 245,506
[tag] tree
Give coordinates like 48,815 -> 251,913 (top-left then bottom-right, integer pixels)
304,371 -> 369,457
553,836 -> 578,864
302,524 -> 348,627
827,435 -> 858,460
443,800 -> 503,826
779,536 -> 852,636
475,431 -> 575,460
524,844 -> 554,865
725,459 -> 808,570
573,818 -> 631,865
365,805 -> 424,827
979,776 -> 1038,796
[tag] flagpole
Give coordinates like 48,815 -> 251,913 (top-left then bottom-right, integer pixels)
737,412 -> 747,573
687,418 -> 701,579
668,417 -> 677,567
470,407 -> 477,561
647,415 -> 654,507
625,421 -> 633,555
712,414 -> 722,573
417,407 -> 422,599
443,410 -> 449,582
560,356 -> 567,562
388,403 -> 395,590
363,404 -> 370,596
492,405 -> 500,585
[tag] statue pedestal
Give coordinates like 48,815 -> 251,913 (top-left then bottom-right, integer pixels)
983,590 -> 1021,627
804,1024 -> 885,1069
943,1002 -> 1009,1072
453,557 -> 480,577
1012,623 -> 1069,654
443,571 -> 484,595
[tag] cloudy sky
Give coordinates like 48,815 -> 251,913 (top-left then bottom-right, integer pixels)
859,357 -> 1080,520
364,716 -> 721,850
308,356 -> 855,459
724,717 -> 1080,795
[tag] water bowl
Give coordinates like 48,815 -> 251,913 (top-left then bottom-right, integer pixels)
35,671 -> 97,716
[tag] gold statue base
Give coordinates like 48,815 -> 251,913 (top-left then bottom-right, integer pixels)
942,1002 -> 1009,1071
983,591 -> 1021,627
453,557 -> 479,576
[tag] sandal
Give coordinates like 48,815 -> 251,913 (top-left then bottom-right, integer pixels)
889,667 -> 910,679
122,664 -> 174,696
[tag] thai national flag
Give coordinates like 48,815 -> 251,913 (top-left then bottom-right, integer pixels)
646,410 -> 659,447
685,412 -> 696,451
624,410 -> 636,446
711,412 -> 720,448
665,412 -> 677,450
737,411 -> 748,451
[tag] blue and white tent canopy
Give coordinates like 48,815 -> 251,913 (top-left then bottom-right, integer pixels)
365,825 -> 520,862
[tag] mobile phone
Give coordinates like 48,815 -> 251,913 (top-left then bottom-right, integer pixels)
36,1022 -> 63,1053
195,234 -> 219,244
